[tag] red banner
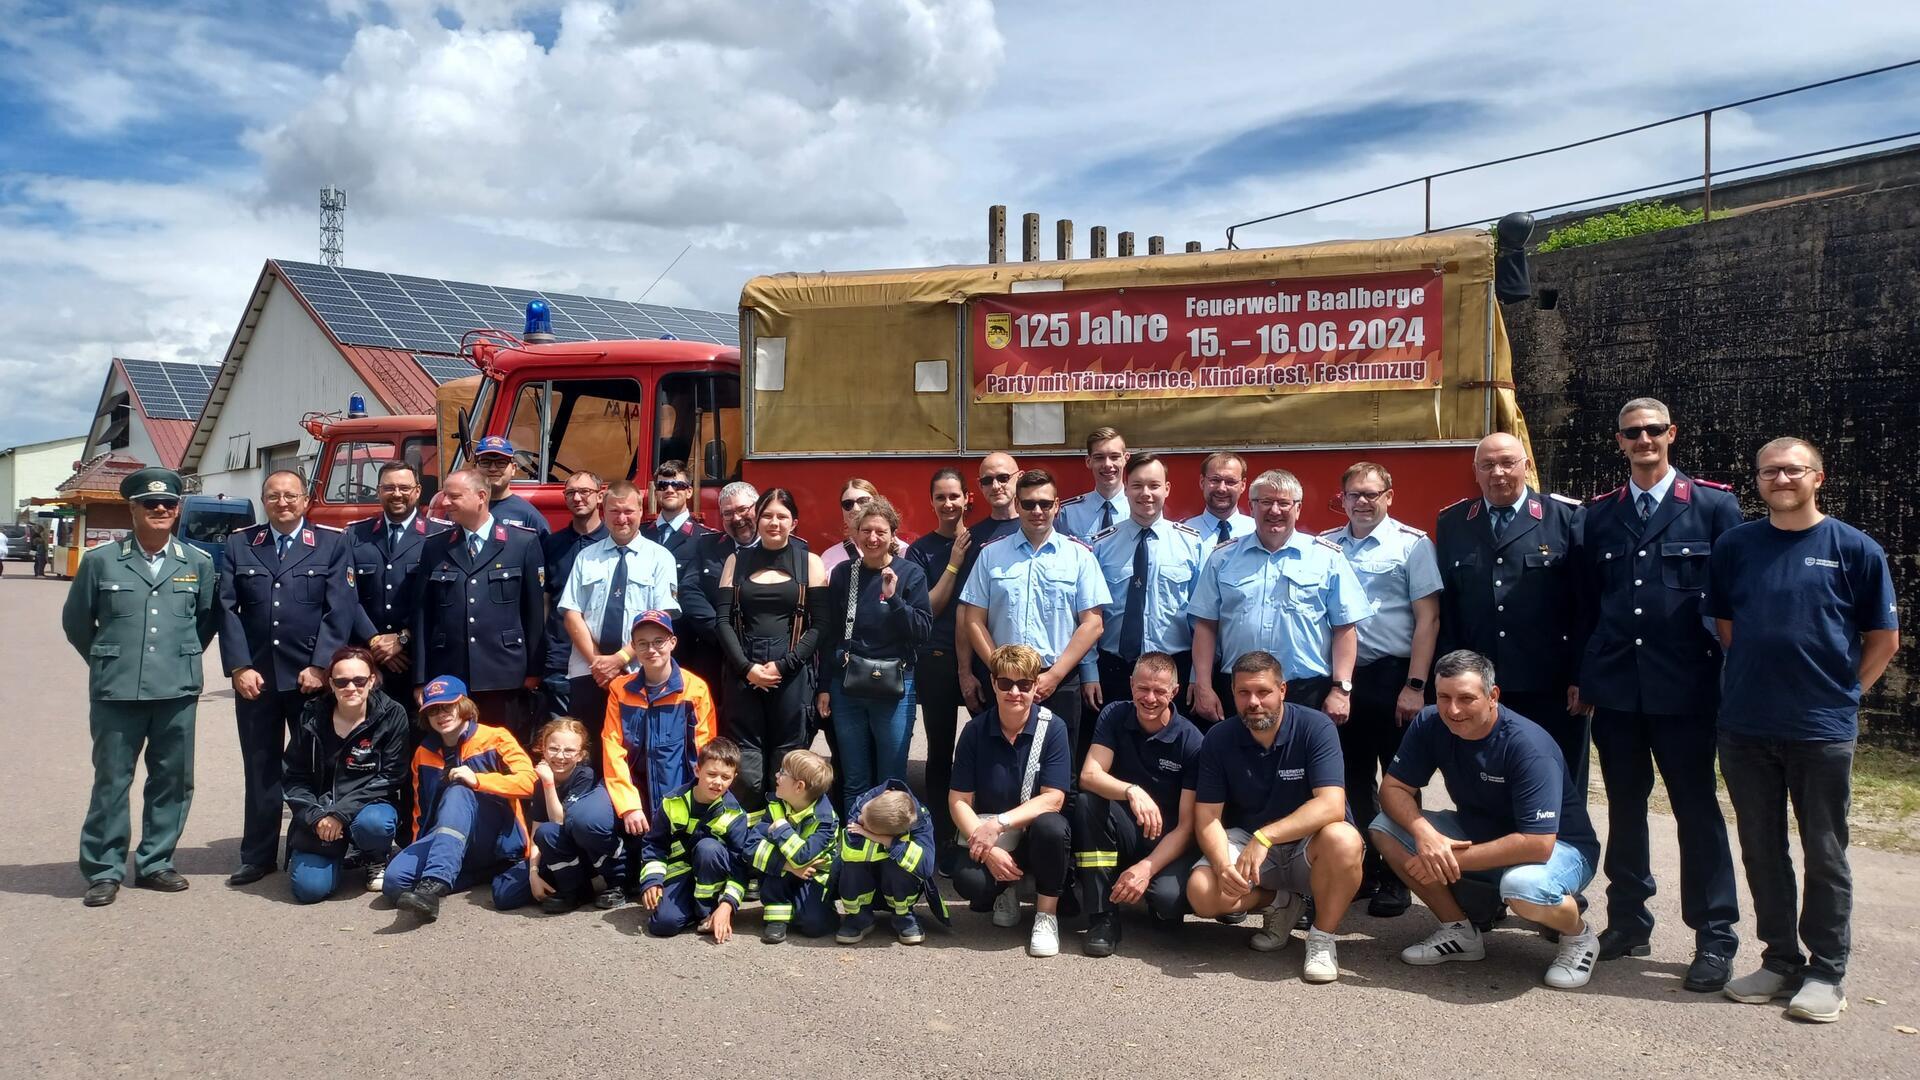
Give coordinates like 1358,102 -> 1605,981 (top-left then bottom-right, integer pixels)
971,269 -> 1443,403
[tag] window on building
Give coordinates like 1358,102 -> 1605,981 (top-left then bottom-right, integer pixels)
259,442 -> 304,483
502,377 -> 645,484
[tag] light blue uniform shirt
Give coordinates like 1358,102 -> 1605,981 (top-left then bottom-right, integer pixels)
556,533 -> 681,678
1629,467 -> 1677,510
1057,489 -> 1129,539
1188,529 -> 1372,679
1183,509 -> 1255,546
959,527 -> 1112,679
1091,516 -> 1207,657
1324,517 -> 1444,665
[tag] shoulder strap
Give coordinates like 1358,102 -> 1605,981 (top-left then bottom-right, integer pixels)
843,562 -> 860,641
1019,709 -> 1052,804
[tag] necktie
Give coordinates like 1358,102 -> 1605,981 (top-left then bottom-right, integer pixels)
468,531 -> 483,559
1637,492 -> 1655,522
1216,518 -> 1231,545
597,546 -> 630,653
1100,501 -> 1115,533
276,532 -> 291,559
1491,505 -> 1515,538
388,523 -> 404,553
1119,529 -> 1151,660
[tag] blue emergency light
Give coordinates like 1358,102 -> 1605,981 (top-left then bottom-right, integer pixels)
348,393 -> 366,418
525,300 -> 551,337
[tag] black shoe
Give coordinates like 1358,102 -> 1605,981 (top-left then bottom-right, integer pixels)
1683,951 -> 1733,993
1597,927 -> 1653,960
1368,876 -> 1410,918
397,878 -> 450,921
594,886 -> 626,910
83,880 -> 120,907
1295,895 -> 1316,932
1352,874 -> 1379,901
538,894 -> 576,915
134,869 -> 190,892
1216,912 -> 1248,925
1084,916 -> 1119,958
762,920 -> 789,944
226,863 -> 276,887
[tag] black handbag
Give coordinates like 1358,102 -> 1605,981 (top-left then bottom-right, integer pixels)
840,562 -> 907,700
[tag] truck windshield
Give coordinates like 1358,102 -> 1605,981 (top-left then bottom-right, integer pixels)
321,440 -> 399,504
502,377 -> 645,484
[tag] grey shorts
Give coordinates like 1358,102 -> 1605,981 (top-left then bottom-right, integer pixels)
1195,827 -> 1312,895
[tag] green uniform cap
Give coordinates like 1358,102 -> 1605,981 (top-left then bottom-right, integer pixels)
120,467 -> 184,503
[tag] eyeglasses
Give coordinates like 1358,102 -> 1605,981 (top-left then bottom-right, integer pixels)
840,496 -> 872,511
1018,498 -> 1056,512
1758,465 -> 1814,481
544,745 -> 584,758
476,457 -> 512,468
262,493 -> 305,504
1342,489 -> 1388,503
655,480 -> 691,492
330,676 -> 372,689
993,677 -> 1036,693
631,637 -> 674,653
563,487 -> 600,499
1618,423 -> 1672,440
1475,458 -> 1525,473
376,484 -> 418,494
1251,498 -> 1296,511
139,498 -> 181,511
979,472 -> 1014,486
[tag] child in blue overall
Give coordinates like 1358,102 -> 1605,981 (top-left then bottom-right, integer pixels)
835,780 -> 951,945
749,749 -> 838,943
638,737 -> 753,940
385,676 -> 536,922
496,717 -> 600,911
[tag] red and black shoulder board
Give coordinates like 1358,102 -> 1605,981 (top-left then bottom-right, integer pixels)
1693,478 -> 1734,491
1589,486 -> 1624,504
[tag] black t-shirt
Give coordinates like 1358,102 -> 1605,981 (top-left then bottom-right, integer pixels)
1090,701 -> 1203,824
907,516 -> 1020,651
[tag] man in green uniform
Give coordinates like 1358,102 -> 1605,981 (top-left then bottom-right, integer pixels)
62,467 -> 219,907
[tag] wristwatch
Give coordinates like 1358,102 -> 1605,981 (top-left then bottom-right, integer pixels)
1334,679 -> 1353,693
992,813 -> 1010,829
1406,676 -> 1427,691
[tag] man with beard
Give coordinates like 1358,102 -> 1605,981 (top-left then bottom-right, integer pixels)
347,461 -> 451,708
538,472 -> 607,718
677,481 -> 762,701
1182,451 -> 1255,546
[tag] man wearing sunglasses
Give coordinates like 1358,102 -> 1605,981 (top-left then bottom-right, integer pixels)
472,435 -> 549,536
645,460 -> 714,554
944,452 -> 1025,715
1574,398 -> 1743,993
958,468 -> 1110,772
64,467 -> 219,907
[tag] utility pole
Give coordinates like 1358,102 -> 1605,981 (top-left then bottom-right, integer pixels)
320,186 -> 347,267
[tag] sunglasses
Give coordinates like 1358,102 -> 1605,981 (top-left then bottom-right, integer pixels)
978,472 -> 1014,486
654,480 -> 691,491
840,496 -> 873,511
1618,423 -> 1672,440
994,677 -> 1036,693
139,498 -> 181,511
1018,498 -> 1056,512
330,676 -> 372,689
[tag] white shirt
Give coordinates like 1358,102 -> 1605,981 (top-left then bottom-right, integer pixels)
556,533 -> 681,678
1629,469 -> 1678,511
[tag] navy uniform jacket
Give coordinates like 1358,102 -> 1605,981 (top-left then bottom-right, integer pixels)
410,520 -> 547,692
648,515 -> 716,560
218,521 -> 357,693
1575,471 -> 1742,715
347,512 -> 453,646
1434,490 -> 1585,695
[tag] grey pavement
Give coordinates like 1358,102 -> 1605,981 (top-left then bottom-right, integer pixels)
4,574 -> 1919,1078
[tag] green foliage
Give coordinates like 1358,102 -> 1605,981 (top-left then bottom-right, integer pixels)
1536,201 -> 1705,252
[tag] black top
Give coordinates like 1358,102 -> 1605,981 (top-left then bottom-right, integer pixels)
282,689 -> 411,855
716,541 -> 828,677
906,516 -> 1020,652
819,557 -> 934,682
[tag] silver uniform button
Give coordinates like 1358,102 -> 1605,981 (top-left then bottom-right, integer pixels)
1635,638 -> 1644,645
1638,550 -> 1647,557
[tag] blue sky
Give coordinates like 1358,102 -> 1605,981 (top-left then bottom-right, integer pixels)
2,0 -> 1917,450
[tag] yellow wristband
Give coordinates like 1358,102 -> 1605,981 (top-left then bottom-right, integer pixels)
1251,831 -> 1275,849
614,647 -> 632,664
945,563 -> 961,575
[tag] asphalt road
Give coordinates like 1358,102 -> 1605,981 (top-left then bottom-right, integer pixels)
5,573 -> 1919,1079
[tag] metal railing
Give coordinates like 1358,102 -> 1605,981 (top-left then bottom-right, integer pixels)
1225,59 -> 1920,248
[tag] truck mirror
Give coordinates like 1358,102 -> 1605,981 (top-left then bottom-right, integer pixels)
703,439 -> 727,482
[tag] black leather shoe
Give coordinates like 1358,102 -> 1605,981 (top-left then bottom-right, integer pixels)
1683,951 -> 1733,992
761,920 -> 789,945
134,869 -> 189,892
226,863 -> 276,887
1083,916 -> 1119,958
397,878 -> 450,921
538,894 -> 575,915
83,881 -> 120,907
1597,927 -> 1653,960
1368,876 -> 1411,918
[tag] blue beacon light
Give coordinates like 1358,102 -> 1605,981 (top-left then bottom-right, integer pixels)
347,393 -> 366,418
524,300 -> 552,337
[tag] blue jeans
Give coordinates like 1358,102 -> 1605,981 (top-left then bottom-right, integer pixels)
287,803 -> 400,904
829,670 -> 916,805
1369,809 -> 1595,908
383,785 -> 526,908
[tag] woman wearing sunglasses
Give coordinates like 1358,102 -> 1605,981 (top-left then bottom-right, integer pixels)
821,477 -> 910,573
281,645 -> 411,902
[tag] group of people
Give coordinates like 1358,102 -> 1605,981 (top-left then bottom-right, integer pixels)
64,401 -> 1898,1025
0,520 -> 55,577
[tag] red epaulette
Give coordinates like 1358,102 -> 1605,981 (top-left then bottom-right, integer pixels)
1693,478 -> 1734,491
1589,486 -> 1623,504
1437,497 -> 1471,515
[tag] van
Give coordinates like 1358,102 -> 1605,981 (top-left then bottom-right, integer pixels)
180,494 -> 256,572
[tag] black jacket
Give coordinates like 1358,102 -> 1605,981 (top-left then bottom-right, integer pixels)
283,689 -> 411,855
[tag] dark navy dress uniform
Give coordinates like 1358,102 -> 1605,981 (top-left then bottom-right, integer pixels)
1434,487 -> 1591,794
1576,469 -> 1741,958
347,511 -> 452,701
218,519 -> 358,869
411,516 -> 548,748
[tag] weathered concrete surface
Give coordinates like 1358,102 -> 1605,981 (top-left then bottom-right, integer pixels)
1506,176 -> 1920,745
5,575 -> 1920,1079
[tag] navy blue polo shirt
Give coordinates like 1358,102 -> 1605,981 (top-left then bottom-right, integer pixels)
1191,703 -> 1346,833
951,706 -> 1072,816
1090,701 -> 1204,824
528,763 -> 597,825
1704,517 -> 1899,741
1388,705 -> 1601,866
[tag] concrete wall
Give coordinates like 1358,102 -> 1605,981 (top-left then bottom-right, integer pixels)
194,280 -> 380,501
0,436 -> 86,524
1504,176 -> 1920,744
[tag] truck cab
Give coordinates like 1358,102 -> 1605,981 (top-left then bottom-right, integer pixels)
302,410 -> 441,531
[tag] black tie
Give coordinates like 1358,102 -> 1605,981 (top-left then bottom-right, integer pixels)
1491,505 -> 1515,538
1100,501 -> 1115,533
388,523 -> 404,553
1216,518 -> 1231,545
597,546 -> 630,654
276,532 -> 292,560
1637,492 -> 1654,522
1119,529 -> 1151,661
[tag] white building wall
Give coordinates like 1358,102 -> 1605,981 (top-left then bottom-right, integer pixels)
0,436 -> 87,523
83,368 -> 162,467
194,281 -> 384,501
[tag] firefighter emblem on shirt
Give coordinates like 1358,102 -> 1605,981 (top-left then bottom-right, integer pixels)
985,312 -> 1012,350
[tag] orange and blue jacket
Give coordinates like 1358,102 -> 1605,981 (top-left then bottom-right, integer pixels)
602,661 -> 717,821
409,720 -> 537,848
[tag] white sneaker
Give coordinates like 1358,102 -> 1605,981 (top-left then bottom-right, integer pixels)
365,863 -> 385,893
1544,924 -> 1599,989
1250,891 -> 1305,952
1028,911 -> 1060,958
1400,920 -> 1487,966
1303,928 -> 1340,984
991,888 -> 1021,928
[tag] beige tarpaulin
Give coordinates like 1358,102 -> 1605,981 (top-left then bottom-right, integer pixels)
739,229 -> 1529,459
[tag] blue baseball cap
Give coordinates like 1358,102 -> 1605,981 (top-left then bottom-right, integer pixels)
631,609 -> 675,634
421,675 -> 468,707
474,435 -> 515,458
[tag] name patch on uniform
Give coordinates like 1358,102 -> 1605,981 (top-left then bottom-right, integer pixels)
171,574 -> 198,583
1156,757 -> 1182,773
1480,771 -> 1505,784
1805,556 -> 1841,569
1277,768 -> 1306,780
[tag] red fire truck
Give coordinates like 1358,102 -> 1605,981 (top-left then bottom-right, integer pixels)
299,402 -> 440,531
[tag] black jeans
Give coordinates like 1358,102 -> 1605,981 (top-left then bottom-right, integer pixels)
953,811 -> 1073,904
1341,657 -> 1413,879
722,636 -> 813,813
1718,733 -> 1854,983
1040,679 -> 1085,777
1593,707 -> 1738,955
1071,793 -> 1194,921
915,647 -> 964,868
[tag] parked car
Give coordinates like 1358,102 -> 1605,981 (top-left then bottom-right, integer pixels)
179,495 -> 256,573
0,524 -> 31,562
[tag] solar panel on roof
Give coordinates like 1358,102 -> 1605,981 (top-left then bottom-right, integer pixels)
413,353 -> 479,386
274,260 -> 736,351
119,358 -> 218,421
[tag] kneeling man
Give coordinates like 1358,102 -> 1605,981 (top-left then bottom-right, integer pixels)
1186,650 -> 1364,984
1370,649 -> 1603,989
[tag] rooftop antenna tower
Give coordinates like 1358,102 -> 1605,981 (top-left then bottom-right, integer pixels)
320,186 -> 347,267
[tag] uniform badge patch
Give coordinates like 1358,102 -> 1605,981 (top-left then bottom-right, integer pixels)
985,312 -> 1012,350
252,530 -> 266,546
1528,500 -> 1542,519
301,529 -> 316,546
494,526 -> 507,542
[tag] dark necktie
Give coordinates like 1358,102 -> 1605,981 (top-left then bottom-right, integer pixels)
1216,518 -> 1231,545
1491,505 -> 1515,538
1637,492 -> 1655,522
276,532 -> 292,559
388,522 -> 404,553
1100,501 -> 1115,533
1119,529 -> 1151,660
468,530 -> 484,560
597,546 -> 630,654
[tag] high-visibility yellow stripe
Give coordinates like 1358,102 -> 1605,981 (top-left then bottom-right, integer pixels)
764,903 -> 794,921
837,892 -> 876,914
898,841 -> 923,874
751,840 -> 775,872
885,894 -> 915,914
1073,851 -> 1120,868
640,860 -> 668,880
